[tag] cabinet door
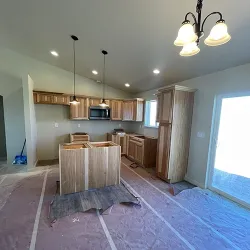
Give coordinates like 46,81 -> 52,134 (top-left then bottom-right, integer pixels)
90,98 -> 102,106
160,90 -> 173,124
70,97 -> 89,119
123,101 -> 134,121
36,93 -> 54,104
111,100 -> 123,120
156,124 -> 171,180
53,95 -> 70,105
134,100 -> 144,122
134,142 -> 143,165
128,139 -> 136,159
156,94 -> 162,122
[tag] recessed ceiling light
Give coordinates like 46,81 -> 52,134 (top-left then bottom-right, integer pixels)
125,83 -> 130,87
50,50 -> 59,57
153,69 -> 160,74
92,70 -> 98,75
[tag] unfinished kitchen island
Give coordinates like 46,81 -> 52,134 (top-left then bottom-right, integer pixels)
59,141 -> 121,195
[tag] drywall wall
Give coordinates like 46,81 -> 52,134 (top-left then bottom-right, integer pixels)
133,62 -> 250,188
0,96 -> 7,160
23,75 -> 37,167
35,104 -> 136,160
0,71 -> 26,164
0,48 -> 133,162
0,48 -> 131,99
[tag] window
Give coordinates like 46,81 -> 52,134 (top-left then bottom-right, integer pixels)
144,100 -> 159,128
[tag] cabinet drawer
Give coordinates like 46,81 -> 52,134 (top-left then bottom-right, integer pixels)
129,139 -> 143,147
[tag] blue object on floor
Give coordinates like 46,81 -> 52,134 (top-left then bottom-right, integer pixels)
13,139 -> 27,165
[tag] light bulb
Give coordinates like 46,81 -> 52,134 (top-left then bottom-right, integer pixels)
180,42 -> 200,57
70,96 -> 79,104
204,21 -> 231,46
174,22 -> 198,46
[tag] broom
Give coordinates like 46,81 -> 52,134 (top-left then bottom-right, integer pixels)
13,139 -> 27,165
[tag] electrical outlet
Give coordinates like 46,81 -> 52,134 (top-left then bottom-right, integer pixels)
54,123 -> 59,128
197,132 -> 205,138
118,124 -> 121,128
78,124 -> 81,128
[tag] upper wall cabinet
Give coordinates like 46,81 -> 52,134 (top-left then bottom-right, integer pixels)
159,90 -> 173,124
123,100 -> 134,121
34,92 -> 70,105
123,99 -> 144,122
156,93 -> 162,123
111,100 -> 123,120
70,97 -> 89,120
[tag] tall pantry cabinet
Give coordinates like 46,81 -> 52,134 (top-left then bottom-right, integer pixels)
156,85 -> 196,183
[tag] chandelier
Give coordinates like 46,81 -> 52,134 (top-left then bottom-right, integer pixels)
174,0 -> 231,56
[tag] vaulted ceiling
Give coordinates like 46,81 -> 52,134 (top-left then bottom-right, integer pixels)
0,0 -> 249,93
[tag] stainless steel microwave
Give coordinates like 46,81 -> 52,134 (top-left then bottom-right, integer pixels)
89,106 -> 111,120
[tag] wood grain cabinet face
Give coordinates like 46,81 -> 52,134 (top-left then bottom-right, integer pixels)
156,124 -> 171,180
35,93 -> 54,104
123,101 -> 134,121
156,94 -> 162,122
134,100 -> 144,122
111,100 -> 123,120
53,95 -> 70,105
160,90 -> 173,124
70,97 -> 89,120
128,138 -> 144,165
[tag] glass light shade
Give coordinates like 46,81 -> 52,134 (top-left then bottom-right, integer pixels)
69,96 -> 79,104
180,42 -> 200,57
204,22 -> 231,46
174,23 -> 198,46
99,99 -> 109,107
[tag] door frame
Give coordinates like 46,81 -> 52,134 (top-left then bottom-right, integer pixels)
207,91 -> 250,209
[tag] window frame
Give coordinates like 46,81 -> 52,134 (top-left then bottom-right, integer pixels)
144,100 -> 159,128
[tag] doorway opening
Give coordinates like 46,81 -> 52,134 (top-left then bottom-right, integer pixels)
0,95 -> 7,162
209,93 -> 250,208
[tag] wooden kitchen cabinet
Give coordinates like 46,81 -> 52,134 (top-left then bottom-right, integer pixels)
111,100 -> 123,120
123,99 -> 144,122
53,95 -> 70,105
127,135 -> 157,168
70,97 -> 89,120
156,93 -> 162,123
156,85 -> 196,183
35,93 -> 54,104
89,98 -> 110,106
107,133 -> 126,155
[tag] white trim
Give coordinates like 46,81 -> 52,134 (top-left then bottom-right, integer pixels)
184,175 -> 205,189
121,178 -> 195,250
97,209 -> 117,250
0,175 -> 7,186
121,162 -> 241,250
210,186 -> 250,210
29,170 -> 48,250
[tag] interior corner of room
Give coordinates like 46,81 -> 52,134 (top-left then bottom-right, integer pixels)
1,0 -> 250,249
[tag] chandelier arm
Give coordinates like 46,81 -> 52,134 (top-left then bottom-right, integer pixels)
184,12 -> 197,25
201,12 -> 223,32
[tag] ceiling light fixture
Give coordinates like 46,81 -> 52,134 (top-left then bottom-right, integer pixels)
153,69 -> 160,74
99,50 -> 109,108
125,83 -> 130,87
50,50 -> 59,57
174,0 -> 231,56
69,35 -> 80,104
92,70 -> 98,75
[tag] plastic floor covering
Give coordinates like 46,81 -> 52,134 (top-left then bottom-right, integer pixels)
0,162 -> 250,250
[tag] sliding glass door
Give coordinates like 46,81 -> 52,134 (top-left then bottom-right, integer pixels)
209,93 -> 250,208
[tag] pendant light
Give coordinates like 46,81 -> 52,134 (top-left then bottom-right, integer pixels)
99,50 -> 109,107
174,0 -> 231,56
70,35 -> 80,104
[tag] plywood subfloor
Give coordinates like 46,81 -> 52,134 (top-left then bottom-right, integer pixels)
0,162 -> 249,250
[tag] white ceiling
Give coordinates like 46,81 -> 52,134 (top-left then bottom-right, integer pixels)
0,0 -> 250,93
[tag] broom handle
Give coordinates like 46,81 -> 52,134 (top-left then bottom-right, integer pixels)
20,139 -> 26,157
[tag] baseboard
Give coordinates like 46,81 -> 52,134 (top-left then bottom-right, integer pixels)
184,175 -> 205,189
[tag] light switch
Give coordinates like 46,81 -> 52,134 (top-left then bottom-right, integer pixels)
118,124 -> 121,128
197,132 -> 205,138
54,123 -> 59,128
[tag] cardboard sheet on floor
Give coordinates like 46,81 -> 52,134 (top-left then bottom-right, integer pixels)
49,181 -> 140,224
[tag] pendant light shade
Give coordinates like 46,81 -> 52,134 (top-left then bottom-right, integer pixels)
204,21 -> 231,46
180,42 -> 200,57
174,21 -> 198,46
69,35 -> 80,104
99,50 -> 109,108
